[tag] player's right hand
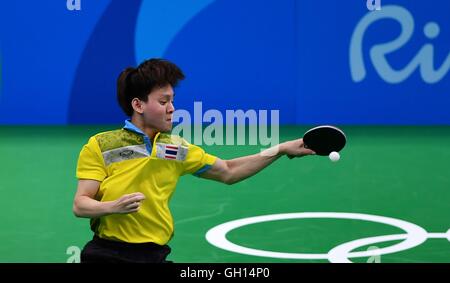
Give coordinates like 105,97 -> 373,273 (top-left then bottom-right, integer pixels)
281,138 -> 316,158
110,192 -> 146,214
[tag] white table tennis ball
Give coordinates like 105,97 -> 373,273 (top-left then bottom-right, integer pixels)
329,151 -> 340,162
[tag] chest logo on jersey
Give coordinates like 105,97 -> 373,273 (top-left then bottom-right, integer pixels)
119,149 -> 134,158
156,143 -> 188,161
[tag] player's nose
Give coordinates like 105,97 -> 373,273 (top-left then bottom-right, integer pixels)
167,102 -> 175,113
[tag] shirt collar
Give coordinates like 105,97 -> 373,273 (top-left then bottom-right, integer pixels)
123,119 -> 146,135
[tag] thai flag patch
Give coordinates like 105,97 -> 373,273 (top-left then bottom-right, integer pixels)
156,143 -> 188,161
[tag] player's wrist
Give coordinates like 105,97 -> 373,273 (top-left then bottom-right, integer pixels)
278,142 -> 288,155
100,201 -> 115,215
260,144 -> 286,157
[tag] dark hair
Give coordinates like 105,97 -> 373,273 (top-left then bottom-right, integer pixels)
117,58 -> 185,116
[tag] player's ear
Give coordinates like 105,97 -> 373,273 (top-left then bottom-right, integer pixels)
131,98 -> 145,114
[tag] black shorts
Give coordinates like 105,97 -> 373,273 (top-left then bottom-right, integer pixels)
81,235 -> 172,263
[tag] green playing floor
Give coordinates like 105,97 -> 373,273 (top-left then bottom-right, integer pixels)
0,126 -> 449,263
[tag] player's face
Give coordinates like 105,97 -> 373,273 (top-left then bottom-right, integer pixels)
142,85 -> 175,132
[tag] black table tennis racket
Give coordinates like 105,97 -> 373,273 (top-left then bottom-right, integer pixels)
288,125 -> 347,158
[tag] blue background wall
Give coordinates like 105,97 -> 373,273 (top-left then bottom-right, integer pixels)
0,0 -> 448,125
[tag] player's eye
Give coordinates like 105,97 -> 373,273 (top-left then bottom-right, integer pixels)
159,101 -> 167,105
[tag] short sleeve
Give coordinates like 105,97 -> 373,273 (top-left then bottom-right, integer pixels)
76,136 -> 107,181
182,143 -> 217,176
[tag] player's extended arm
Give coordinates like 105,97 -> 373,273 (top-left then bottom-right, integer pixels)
199,138 -> 315,185
73,179 -> 146,218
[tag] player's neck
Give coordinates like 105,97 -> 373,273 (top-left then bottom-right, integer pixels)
130,115 -> 158,140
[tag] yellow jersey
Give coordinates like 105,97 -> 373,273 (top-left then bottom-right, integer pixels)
76,120 -> 217,245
